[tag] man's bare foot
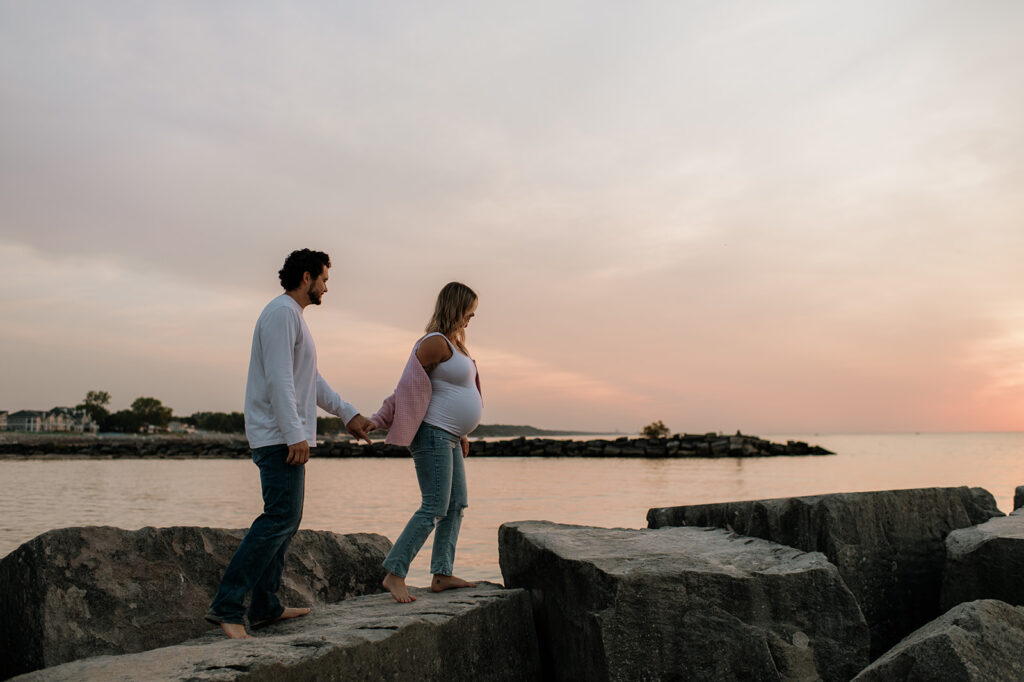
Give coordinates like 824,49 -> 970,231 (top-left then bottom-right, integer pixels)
249,606 -> 311,630
431,574 -> 477,592
382,572 -> 416,603
218,622 -> 254,639
277,607 -> 311,621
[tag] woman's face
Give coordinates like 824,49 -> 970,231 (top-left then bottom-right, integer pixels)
458,299 -> 478,330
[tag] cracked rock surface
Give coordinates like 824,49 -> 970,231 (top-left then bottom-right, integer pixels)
942,510 -> 1024,611
0,526 -> 391,678
13,585 -> 539,681
853,599 -> 1024,681
647,486 -> 1002,657
500,521 -> 868,682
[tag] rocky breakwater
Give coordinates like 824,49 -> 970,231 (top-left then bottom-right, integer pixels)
647,487 -> 1003,659
10,586 -> 540,682
499,520 -> 869,681
0,526 -> 391,679
0,432 -> 833,459
466,432 -> 833,458
0,434 -> 251,458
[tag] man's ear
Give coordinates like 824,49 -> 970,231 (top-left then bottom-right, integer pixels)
301,271 -> 313,286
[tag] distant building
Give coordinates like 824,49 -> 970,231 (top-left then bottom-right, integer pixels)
6,408 -> 98,433
7,410 -> 45,432
45,407 -> 99,433
167,420 -> 195,434
0,411 -> 7,430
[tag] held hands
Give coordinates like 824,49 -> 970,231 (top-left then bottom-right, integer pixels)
346,414 -> 374,445
460,435 -> 469,458
286,440 -> 310,466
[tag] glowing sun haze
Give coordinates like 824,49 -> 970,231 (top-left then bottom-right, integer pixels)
2,1 -> 1023,433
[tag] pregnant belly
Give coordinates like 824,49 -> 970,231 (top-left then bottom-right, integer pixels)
424,383 -> 482,437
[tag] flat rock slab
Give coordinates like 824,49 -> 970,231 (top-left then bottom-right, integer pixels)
13,585 -> 538,682
942,510 -> 1024,611
500,521 -> 868,682
0,526 -> 391,679
852,599 -> 1024,681
647,486 -> 1002,657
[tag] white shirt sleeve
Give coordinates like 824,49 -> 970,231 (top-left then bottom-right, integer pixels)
261,306 -> 307,446
316,371 -> 359,425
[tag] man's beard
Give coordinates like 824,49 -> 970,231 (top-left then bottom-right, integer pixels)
308,285 -> 323,305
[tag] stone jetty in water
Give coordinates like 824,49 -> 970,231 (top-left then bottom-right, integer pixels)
0,432 -> 831,459
5,485 -> 1024,680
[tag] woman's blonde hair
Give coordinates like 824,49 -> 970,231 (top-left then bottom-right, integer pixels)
425,282 -> 477,355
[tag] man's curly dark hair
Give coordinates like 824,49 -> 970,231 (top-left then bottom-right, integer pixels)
278,249 -> 331,291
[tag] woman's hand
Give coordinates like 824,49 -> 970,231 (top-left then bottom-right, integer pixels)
345,414 -> 374,445
460,435 -> 470,458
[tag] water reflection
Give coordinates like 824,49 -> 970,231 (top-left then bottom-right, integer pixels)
2,433 -> 1023,587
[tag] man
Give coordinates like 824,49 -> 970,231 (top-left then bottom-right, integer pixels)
205,248 -> 373,639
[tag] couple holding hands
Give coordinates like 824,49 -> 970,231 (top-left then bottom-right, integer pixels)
204,249 -> 482,639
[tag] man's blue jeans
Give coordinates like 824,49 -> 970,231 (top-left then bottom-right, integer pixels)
206,444 -> 304,625
382,423 -> 468,578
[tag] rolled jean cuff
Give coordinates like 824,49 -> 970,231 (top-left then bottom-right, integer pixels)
381,559 -> 408,579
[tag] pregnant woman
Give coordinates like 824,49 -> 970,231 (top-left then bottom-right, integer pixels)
369,282 -> 482,603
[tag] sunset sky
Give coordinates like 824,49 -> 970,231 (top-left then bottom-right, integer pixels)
2,1 -> 1023,434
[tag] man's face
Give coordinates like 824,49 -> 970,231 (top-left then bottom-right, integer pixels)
307,266 -> 328,305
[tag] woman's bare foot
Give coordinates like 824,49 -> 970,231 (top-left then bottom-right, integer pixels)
383,572 -> 416,603
431,574 -> 477,592
218,622 -> 254,639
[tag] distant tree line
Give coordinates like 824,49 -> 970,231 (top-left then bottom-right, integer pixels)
182,411 -> 245,433
76,390 -> 243,434
74,390 -> 595,437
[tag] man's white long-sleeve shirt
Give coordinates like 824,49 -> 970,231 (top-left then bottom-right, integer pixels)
244,294 -> 358,448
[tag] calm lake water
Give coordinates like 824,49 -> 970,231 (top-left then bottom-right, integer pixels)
2,433 -> 1023,587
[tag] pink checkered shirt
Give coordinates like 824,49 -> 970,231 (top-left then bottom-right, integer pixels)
370,339 -> 483,446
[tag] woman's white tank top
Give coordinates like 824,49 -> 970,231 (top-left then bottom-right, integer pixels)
419,332 -> 482,437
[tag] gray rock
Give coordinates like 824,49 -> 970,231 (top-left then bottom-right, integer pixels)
647,487 -> 1002,658
0,526 -> 391,679
11,585 -> 539,682
499,521 -> 868,682
852,599 -> 1024,681
1014,485 -> 1024,511
942,510 -> 1024,611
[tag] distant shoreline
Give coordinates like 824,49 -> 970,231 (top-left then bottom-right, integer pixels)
0,432 -> 833,459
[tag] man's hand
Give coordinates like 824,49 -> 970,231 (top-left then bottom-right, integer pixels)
346,414 -> 374,445
460,435 -> 470,458
286,440 -> 310,466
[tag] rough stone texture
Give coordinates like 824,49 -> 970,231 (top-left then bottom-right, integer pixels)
942,510 -> 1024,611
11,585 -> 538,682
1014,485 -> 1024,511
500,520 -> 868,682
852,600 -> 1024,681
646,486 -> 1002,658
0,526 -> 391,679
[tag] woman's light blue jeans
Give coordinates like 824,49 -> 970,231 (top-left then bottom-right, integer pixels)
382,422 -> 468,578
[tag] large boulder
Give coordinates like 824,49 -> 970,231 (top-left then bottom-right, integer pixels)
500,520 -> 868,682
647,486 -> 1002,657
11,585 -> 539,682
942,510 -> 1024,611
0,526 -> 391,679
852,599 -> 1024,681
